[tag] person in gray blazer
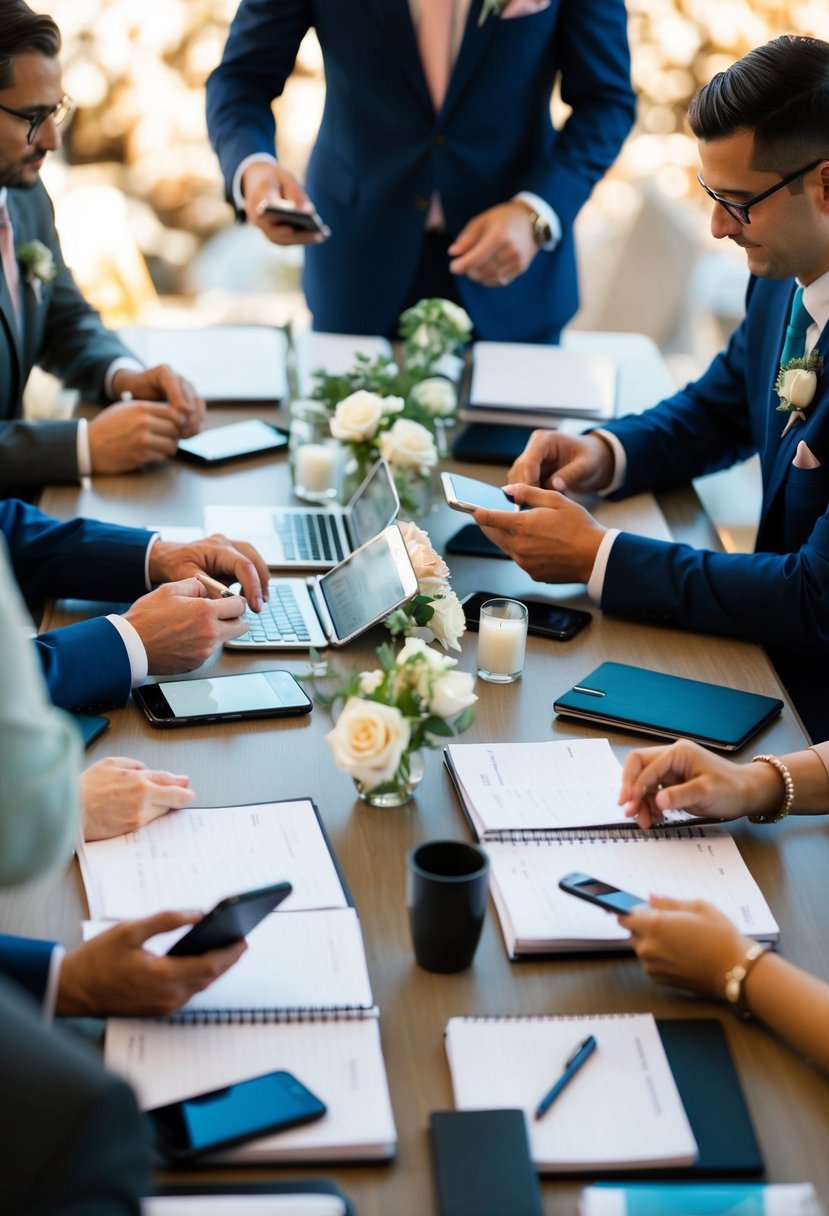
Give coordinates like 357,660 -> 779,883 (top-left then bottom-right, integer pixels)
0,2 -> 205,493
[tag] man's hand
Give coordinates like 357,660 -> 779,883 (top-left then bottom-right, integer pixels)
242,161 -> 329,245
149,534 -> 269,613
111,365 -> 206,438
87,400 -> 183,473
509,430 -> 615,494
57,911 -> 247,1017
80,756 -> 195,841
448,201 -> 538,287
123,578 -> 251,673
473,485 -> 607,583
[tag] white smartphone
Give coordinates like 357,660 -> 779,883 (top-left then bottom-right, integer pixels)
440,471 -> 520,514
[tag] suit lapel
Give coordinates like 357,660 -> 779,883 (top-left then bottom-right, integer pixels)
442,1 -> 498,118
7,189 -> 40,378
364,0 -> 433,114
0,192 -> 24,400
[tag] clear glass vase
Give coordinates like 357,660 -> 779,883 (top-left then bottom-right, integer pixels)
288,399 -> 340,503
353,750 -> 425,808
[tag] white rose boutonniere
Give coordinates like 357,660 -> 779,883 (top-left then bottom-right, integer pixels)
775,349 -> 824,437
16,239 -> 56,304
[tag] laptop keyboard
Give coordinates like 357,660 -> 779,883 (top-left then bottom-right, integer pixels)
272,511 -> 345,563
239,584 -> 312,645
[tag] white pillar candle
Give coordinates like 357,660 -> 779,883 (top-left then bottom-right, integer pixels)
477,600 -> 528,683
294,443 -> 338,494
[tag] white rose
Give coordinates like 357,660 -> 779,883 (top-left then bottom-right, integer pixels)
426,589 -> 467,652
359,669 -> 385,695
326,697 -> 410,789
780,368 -> 817,408
430,669 -> 477,720
379,418 -> 438,473
398,520 -> 449,591
395,636 -> 454,700
330,390 -> 384,441
410,377 -> 457,418
411,322 -> 431,349
380,394 -> 405,416
439,300 -> 473,334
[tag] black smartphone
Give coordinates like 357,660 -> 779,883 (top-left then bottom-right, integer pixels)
147,1069 -> 327,1162
256,200 -> 327,234
440,471 -> 519,514
167,881 -> 293,957
558,871 -> 646,914
177,420 -> 288,466
461,591 -> 591,641
133,670 -> 313,727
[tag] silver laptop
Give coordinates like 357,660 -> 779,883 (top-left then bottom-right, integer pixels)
203,458 -> 399,570
227,524 -> 418,650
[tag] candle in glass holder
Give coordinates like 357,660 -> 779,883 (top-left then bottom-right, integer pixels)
293,442 -> 338,501
476,599 -> 528,683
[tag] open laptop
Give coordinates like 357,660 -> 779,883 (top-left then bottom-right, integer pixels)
227,523 -> 418,650
203,458 -> 399,570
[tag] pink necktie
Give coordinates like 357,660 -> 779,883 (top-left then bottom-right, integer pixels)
0,204 -> 20,323
417,0 -> 452,112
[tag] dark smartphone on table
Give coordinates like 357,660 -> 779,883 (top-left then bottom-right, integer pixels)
166,881 -> 293,957
256,200 -> 328,235
461,591 -> 591,641
133,670 -> 312,727
558,872 -> 646,915
441,471 -> 519,514
147,1069 -> 327,1162
176,420 -> 288,466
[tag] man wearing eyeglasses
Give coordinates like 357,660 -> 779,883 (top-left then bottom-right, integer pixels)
475,34 -> 829,742
0,1 -> 206,493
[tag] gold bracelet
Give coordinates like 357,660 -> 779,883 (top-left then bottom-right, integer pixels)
724,942 -> 769,1016
748,755 -> 794,823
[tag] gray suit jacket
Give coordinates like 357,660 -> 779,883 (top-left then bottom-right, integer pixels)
0,182 -> 136,491
0,977 -> 151,1215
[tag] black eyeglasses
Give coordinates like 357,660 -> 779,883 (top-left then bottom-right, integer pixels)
0,94 -> 76,145
697,158 -> 825,225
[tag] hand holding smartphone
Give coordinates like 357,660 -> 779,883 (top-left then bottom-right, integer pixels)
166,881 -> 293,957
256,198 -> 329,236
558,872 -> 646,914
441,471 -> 519,515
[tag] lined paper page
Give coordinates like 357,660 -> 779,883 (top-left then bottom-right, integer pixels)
445,1013 -> 696,1171
145,1199 -> 348,1216
78,800 -> 347,920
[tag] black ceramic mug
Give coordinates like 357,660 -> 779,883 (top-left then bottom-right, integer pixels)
406,840 -> 490,973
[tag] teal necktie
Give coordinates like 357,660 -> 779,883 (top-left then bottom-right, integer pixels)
780,286 -> 812,365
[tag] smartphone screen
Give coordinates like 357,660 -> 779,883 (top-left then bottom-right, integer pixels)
148,1069 -> 327,1160
134,670 -> 312,725
441,472 -> 518,514
317,526 -> 417,643
462,592 -> 591,641
177,420 -> 288,465
559,872 -> 646,914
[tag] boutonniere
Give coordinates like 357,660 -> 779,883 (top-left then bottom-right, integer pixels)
477,0 -> 509,26
16,239 -> 56,304
775,349 -> 823,437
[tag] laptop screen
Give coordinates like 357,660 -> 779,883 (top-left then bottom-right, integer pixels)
319,531 -> 407,641
349,461 -> 399,547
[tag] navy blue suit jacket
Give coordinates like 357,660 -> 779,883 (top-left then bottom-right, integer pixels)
207,0 -> 635,340
0,934 -> 55,1007
0,499 -> 152,712
603,275 -> 829,740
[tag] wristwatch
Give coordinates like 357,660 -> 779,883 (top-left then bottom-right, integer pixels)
724,943 -> 768,1016
529,209 -> 552,249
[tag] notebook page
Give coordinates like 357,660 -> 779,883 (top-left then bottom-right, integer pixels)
487,827 -> 779,954
106,1017 -> 397,1162
469,343 -> 616,417
445,1013 -> 697,1171
84,908 -> 373,1015
145,1199 -> 347,1216
119,326 -> 288,402
78,800 -> 347,920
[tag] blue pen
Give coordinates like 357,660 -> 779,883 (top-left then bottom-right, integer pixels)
534,1033 -> 597,1120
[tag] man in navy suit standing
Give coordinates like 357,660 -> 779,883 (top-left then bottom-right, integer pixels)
206,0 -> 635,341
475,35 -> 829,741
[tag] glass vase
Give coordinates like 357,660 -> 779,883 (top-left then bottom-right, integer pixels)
288,399 -> 340,503
353,750 -> 425,808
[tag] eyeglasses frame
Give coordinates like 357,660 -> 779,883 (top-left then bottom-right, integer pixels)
697,158 -> 826,225
0,94 -> 75,145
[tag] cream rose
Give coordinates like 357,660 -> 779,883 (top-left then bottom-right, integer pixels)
426,589 -> 466,652
326,697 -> 410,789
330,390 -> 385,442
379,418 -> 438,473
398,520 -> 449,590
438,300 -> 473,335
395,636 -> 453,700
410,377 -> 457,418
429,669 -> 477,720
779,368 -> 817,409
358,669 -> 385,695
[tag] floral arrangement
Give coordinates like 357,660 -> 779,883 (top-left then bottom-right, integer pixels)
385,520 -> 466,652
398,297 -> 473,374
16,239 -> 56,303
323,637 -> 477,800
775,349 -> 824,437
329,388 -> 439,511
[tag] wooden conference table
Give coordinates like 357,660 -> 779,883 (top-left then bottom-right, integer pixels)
10,333 -> 829,1214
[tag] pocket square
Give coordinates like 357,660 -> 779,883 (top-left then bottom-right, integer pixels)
501,0 -> 551,18
793,440 -> 821,470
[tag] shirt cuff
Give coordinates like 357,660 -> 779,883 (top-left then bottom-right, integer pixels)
42,944 -> 65,1023
106,614 -> 149,688
104,357 -> 144,401
593,428 -> 627,496
233,153 -> 279,211
76,417 -> 91,477
515,191 -> 561,252
587,527 -> 619,604
145,533 -> 160,590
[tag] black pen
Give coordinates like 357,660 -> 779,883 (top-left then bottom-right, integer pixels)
534,1034 -> 597,1120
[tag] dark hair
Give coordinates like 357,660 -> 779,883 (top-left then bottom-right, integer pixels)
688,35 -> 829,175
0,1 -> 60,92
